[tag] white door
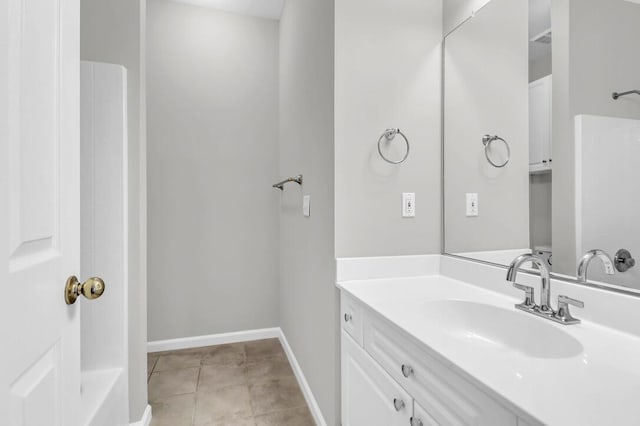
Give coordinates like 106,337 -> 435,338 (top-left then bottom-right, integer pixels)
341,330 -> 413,426
0,0 -> 82,425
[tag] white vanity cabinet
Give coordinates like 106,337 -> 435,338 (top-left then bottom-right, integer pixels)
340,292 -> 536,426
529,75 -> 552,173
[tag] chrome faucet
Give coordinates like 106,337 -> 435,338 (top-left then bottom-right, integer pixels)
507,253 -> 585,325
507,254 -> 553,314
577,249 -> 615,283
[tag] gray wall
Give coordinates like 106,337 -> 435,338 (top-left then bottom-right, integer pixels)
529,54 -> 552,82
80,0 -> 148,421
334,0 -> 442,258
444,0 -> 530,253
552,0 -> 640,275
146,0 -> 280,340
278,0 -> 338,424
529,173 -> 552,249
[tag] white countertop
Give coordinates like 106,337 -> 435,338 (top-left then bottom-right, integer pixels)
338,274 -> 640,425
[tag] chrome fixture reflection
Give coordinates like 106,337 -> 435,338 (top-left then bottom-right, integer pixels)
482,134 -> 510,168
614,249 -> 636,273
577,249 -> 615,283
393,398 -> 405,412
401,364 -> 414,378
377,128 -> 410,164
507,254 -> 585,325
410,417 -> 424,426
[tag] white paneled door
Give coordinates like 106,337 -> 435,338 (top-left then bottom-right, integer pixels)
0,0 -> 82,425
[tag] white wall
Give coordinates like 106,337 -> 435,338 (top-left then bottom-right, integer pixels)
80,0 -> 148,421
146,0 -> 280,340
444,0 -> 530,253
334,0 -> 442,258
552,0 -> 640,275
444,0 -> 492,34
278,0 -> 338,423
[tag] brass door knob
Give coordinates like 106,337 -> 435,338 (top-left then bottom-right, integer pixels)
65,276 -> 105,305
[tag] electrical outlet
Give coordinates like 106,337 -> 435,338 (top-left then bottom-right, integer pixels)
466,193 -> 478,217
303,195 -> 311,217
402,193 -> 415,218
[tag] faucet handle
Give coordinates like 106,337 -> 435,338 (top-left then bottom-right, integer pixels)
513,283 -> 535,310
555,295 -> 584,324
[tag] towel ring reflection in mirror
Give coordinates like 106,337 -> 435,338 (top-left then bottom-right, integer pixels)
378,128 -> 410,164
482,134 -> 510,168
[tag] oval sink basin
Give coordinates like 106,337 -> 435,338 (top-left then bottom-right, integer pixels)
420,300 -> 583,359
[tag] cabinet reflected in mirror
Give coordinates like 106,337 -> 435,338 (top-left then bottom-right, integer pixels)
443,0 -> 640,291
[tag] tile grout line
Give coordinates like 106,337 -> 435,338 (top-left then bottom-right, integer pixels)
147,356 -> 158,383
244,343 -> 259,420
191,365 -> 201,426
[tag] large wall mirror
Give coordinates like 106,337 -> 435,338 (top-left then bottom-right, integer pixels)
443,0 -> 640,291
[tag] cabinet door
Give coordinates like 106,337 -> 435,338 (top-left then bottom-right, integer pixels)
342,330 -> 412,426
529,76 -> 551,167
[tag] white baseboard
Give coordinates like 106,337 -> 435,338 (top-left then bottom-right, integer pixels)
146,328 -> 327,426
129,404 -> 151,426
277,329 -> 327,426
147,328 -> 280,353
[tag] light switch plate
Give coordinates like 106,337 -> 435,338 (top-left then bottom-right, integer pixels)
402,193 -> 415,217
303,195 -> 311,217
466,193 -> 478,217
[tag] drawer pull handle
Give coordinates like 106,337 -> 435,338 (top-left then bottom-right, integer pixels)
410,417 -> 424,426
393,398 -> 405,412
401,364 -> 414,378
344,313 -> 352,322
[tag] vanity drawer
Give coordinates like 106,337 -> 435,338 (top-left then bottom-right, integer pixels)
364,312 -> 516,426
341,292 -> 364,346
413,400 -> 439,426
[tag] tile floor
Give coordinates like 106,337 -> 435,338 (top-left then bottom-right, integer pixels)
147,339 -> 315,426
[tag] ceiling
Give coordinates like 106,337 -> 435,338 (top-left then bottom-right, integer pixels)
171,0 -> 284,20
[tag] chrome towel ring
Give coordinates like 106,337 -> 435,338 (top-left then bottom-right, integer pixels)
378,128 -> 410,164
482,134 -> 510,168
